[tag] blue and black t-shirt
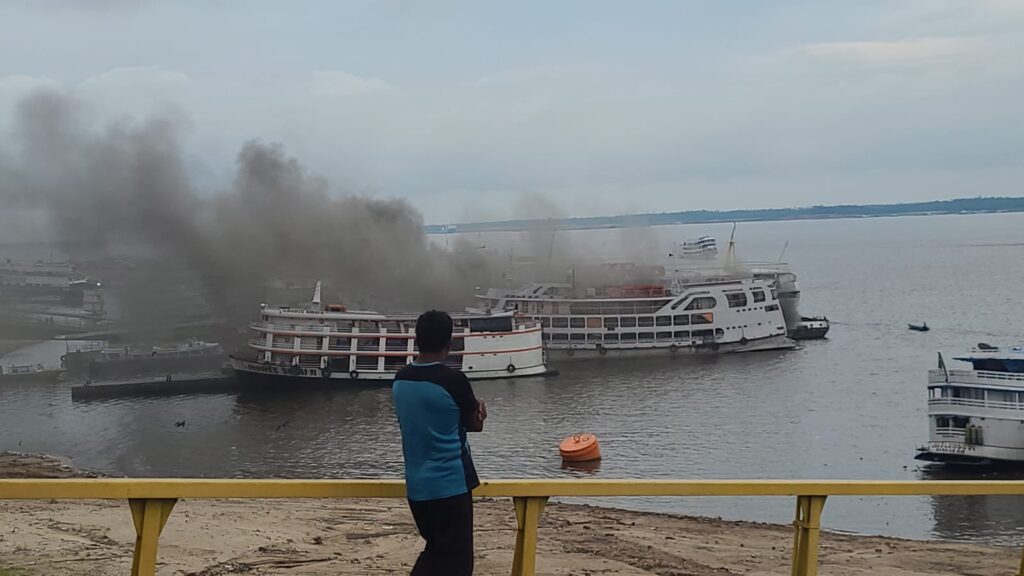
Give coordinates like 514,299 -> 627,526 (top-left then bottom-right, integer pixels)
392,362 -> 480,502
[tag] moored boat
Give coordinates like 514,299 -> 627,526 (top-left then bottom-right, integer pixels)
477,265 -> 794,360
0,363 -> 63,383
916,345 -> 1024,464
231,285 -> 548,384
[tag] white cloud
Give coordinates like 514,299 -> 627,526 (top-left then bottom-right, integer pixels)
310,70 -> 398,98
800,37 -> 990,67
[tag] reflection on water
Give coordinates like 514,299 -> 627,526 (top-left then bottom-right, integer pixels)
3,214 -> 1024,541
918,465 -> 1024,544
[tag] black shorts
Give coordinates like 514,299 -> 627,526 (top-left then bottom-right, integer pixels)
408,491 -> 473,576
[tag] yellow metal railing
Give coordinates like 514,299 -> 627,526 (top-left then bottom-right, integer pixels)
2,478 -> 1024,576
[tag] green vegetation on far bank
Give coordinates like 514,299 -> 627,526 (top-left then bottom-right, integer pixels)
426,196 -> 1024,233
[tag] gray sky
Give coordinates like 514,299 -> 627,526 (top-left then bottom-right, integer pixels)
1,0 -> 1021,223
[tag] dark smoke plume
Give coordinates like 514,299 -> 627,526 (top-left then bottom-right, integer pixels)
0,88 -> 495,336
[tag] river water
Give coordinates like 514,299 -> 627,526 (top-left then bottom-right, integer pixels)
3,213 -> 1024,543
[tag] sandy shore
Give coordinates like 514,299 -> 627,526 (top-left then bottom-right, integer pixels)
0,453 -> 1018,575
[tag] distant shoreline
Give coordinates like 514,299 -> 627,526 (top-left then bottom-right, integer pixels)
426,196 -> 1024,234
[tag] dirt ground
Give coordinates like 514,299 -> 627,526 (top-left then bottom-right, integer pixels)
0,453 -> 1018,575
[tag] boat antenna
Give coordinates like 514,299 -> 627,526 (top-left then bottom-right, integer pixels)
777,241 -> 789,263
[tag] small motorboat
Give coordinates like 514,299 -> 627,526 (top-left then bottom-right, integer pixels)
908,323 -> 930,332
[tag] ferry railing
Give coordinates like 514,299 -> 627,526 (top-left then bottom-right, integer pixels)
3,479 -> 1024,576
930,397 -> 1024,411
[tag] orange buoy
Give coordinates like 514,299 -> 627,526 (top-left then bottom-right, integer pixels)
559,433 -> 601,462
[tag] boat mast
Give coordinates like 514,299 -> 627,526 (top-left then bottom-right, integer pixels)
311,281 -> 322,312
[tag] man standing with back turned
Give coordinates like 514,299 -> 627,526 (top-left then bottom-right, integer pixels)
393,310 -> 487,576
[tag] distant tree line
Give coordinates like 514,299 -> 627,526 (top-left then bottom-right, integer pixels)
426,196 -> 1024,233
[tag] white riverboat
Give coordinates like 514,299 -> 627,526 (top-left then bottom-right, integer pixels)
231,286 -> 548,384
476,266 -> 793,359
916,345 -> 1024,464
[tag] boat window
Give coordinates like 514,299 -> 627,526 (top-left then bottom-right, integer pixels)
684,297 -> 717,310
586,317 -> 602,328
450,338 -> 465,352
674,330 -> 690,339
381,320 -> 402,331
620,317 -> 637,328
752,290 -> 766,303
552,333 -> 569,341
385,357 -> 408,371
936,416 -> 950,428
570,317 -> 586,329
552,317 -> 569,328
469,317 -> 513,332
988,390 -> 1017,403
603,317 -> 619,329
693,329 -> 714,339
673,315 -> 689,326
357,338 -> 379,351
356,356 -> 379,370
541,317 -> 551,328
587,333 -> 602,342
385,338 -> 406,351
656,316 -> 672,327
715,328 -> 724,338
770,288 -> 778,300
656,331 -> 673,340
570,333 -> 585,341
765,304 -> 780,312
328,356 -> 350,370
691,313 -> 714,325
620,333 -> 637,342
638,316 -> 655,327
951,416 -> 969,428
541,332 -> 550,341
725,292 -> 748,308
603,333 -> 619,342
357,321 -> 379,332
637,332 -> 654,341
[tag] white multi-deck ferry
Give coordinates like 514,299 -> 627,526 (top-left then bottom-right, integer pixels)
916,345 -> 1024,464
476,267 -> 793,359
231,285 -> 548,384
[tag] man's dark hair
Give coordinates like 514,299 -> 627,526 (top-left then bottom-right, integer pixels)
416,310 -> 453,354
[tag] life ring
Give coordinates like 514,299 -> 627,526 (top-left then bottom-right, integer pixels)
506,364 -> 516,374
321,367 -> 332,379
669,344 -> 679,354
711,342 -> 721,351
349,370 -> 359,380
598,345 -> 608,356
566,349 -> 575,357
151,351 -> 158,357
739,337 -> 749,346
319,318 -> 325,324
289,364 -> 301,376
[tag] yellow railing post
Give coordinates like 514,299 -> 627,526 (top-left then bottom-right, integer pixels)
511,496 -> 548,576
128,498 -> 177,576
791,495 -> 827,576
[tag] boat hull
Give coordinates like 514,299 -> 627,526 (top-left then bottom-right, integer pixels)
544,334 -> 795,360
915,441 -> 1024,465
230,357 -> 549,385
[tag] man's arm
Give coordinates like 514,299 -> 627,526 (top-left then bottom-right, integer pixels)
451,373 -> 486,432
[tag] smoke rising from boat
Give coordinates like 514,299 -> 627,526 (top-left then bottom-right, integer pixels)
0,88 -> 495,336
